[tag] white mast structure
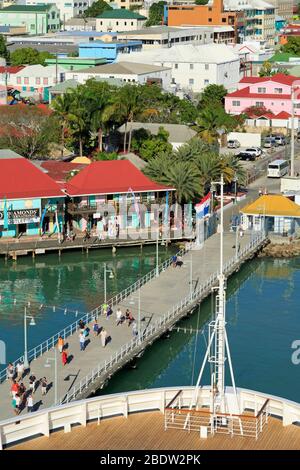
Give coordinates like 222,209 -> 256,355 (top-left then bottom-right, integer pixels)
191,174 -> 240,428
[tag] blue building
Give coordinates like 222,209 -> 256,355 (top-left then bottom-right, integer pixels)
0,151 -> 64,238
79,41 -> 142,63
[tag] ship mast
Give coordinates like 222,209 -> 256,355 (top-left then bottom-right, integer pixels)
192,174 -> 240,422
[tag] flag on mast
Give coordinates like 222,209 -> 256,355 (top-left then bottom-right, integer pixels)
195,193 -> 211,219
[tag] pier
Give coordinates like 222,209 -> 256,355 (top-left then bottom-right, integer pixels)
0,229 -> 267,421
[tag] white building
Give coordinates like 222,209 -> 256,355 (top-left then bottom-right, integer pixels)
118,43 -> 240,93
65,62 -> 172,90
10,64 -> 66,101
24,0 -> 95,22
96,9 -> 147,33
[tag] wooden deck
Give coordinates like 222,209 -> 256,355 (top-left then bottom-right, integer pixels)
8,412 -> 300,450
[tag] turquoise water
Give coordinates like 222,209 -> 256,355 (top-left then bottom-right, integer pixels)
98,257 -> 300,403
0,246 -> 176,363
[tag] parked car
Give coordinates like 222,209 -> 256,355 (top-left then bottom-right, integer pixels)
263,137 -> 275,148
244,147 -> 262,158
264,135 -> 279,147
236,151 -> 256,161
227,139 -> 240,149
274,135 -> 286,146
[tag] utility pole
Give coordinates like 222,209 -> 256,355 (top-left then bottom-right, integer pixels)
291,85 -> 295,177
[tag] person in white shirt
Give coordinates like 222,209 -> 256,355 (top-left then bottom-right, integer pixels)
16,362 -> 24,382
116,308 -> 123,326
27,394 -> 33,413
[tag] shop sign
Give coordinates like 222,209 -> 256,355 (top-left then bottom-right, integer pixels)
0,209 -> 40,226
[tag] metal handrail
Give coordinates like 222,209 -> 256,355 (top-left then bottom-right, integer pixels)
59,232 -> 265,405
0,244 -> 191,383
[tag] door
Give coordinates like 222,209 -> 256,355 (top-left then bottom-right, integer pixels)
17,224 -> 27,236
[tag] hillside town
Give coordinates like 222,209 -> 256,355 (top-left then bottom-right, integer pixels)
2,0 -> 300,456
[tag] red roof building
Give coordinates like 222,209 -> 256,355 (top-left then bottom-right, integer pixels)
225,73 -> 300,118
66,160 -> 172,196
41,161 -> 87,184
0,157 -> 64,200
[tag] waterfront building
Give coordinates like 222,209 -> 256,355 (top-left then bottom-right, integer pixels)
225,72 -> 300,117
65,62 -> 172,90
108,0 -> 143,10
65,160 -> 174,232
118,43 -> 240,93
0,5 -> 60,35
0,152 -> 64,238
78,41 -> 143,62
241,194 -> 300,235
10,64 -> 66,102
96,9 -> 147,32
117,123 -> 197,150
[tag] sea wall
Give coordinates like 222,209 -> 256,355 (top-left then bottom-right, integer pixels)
259,239 -> 300,258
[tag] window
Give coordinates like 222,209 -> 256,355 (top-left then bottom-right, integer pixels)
274,87 -> 283,94
36,77 -> 41,85
232,100 -> 240,106
189,78 -> 194,85
255,102 -> 264,107
205,64 -> 209,70
24,77 -> 29,85
174,63 -> 178,69
124,22 -> 127,25
208,18 -> 212,22
43,77 -> 48,85
222,18 -> 226,22
190,64 -> 194,70
204,79 -> 209,85
258,87 -> 266,93
16,77 -> 21,84
131,22 -> 133,26
116,21 -> 119,25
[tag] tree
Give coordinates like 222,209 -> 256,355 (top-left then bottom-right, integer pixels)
259,61 -> 274,77
195,105 -> 236,143
0,34 -> 10,62
93,151 -> 118,160
0,108 -> 60,159
51,92 -> 74,156
281,36 -> 300,55
116,84 -> 143,153
195,0 -> 208,4
144,158 -> 203,203
139,137 -> 172,161
84,0 -> 112,18
200,84 -> 227,107
145,1 -> 166,27
10,48 -> 54,66
243,105 -> 273,117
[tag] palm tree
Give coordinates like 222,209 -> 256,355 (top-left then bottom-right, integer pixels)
221,153 -> 247,186
67,88 -> 91,156
195,106 -> 225,143
144,156 -> 203,204
116,84 -> 142,153
90,95 -> 115,152
51,92 -> 74,156
194,152 -> 222,193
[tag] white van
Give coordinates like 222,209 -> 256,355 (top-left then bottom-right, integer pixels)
267,159 -> 289,178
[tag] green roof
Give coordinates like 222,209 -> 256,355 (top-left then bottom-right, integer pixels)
97,9 -> 147,20
269,52 -> 299,63
0,5 -> 53,12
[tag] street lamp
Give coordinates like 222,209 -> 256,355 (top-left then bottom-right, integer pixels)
24,306 -> 36,369
129,289 -> 141,341
103,263 -> 115,303
156,226 -> 159,277
183,255 -> 193,301
44,347 -> 58,405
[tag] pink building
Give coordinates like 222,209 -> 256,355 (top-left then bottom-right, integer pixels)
225,73 -> 300,117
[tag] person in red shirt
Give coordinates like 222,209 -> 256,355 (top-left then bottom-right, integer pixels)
62,350 -> 68,366
11,380 -> 19,399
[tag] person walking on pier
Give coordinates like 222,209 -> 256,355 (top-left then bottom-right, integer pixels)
58,336 -> 64,353
62,349 -> 68,366
79,332 -> 85,351
116,307 -> 123,326
93,320 -> 99,337
7,362 -> 14,381
26,394 -> 34,413
11,380 -> 19,399
100,328 -> 108,347
16,361 -> 24,382
29,374 -> 36,394
41,377 -> 48,396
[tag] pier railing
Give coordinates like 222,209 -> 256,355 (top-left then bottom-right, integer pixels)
0,243 -> 191,383
58,231 -> 266,405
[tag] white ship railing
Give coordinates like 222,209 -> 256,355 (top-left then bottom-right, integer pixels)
58,232 -> 266,405
0,385 -> 299,449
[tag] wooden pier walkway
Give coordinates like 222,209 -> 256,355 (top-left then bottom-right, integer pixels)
0,229 -> 266,422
